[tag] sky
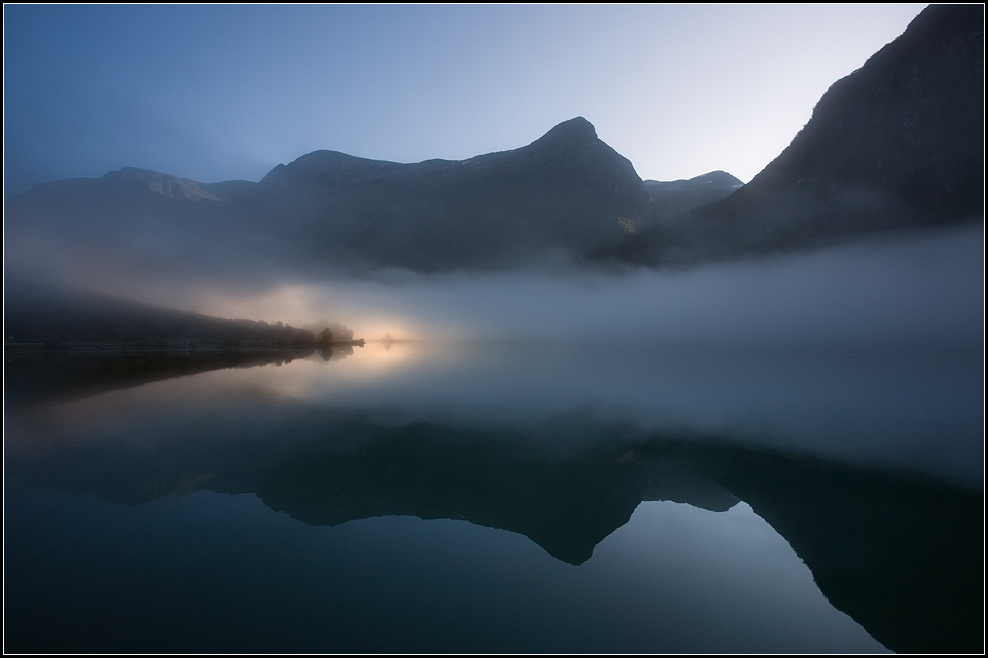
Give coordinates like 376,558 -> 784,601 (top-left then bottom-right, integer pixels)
4,4 -> 927,196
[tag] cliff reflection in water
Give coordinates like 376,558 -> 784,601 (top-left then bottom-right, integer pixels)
4,340 -> 983,654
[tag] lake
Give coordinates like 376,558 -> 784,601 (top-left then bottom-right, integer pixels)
4,334 -> 983,653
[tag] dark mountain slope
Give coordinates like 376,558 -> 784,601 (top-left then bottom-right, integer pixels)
3,167 -> 274,279
252,116 -> 653,270
601,3 -> 984,265
5,118 -> 654,275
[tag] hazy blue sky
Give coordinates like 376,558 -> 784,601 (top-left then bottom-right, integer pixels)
5,4 -> 925,194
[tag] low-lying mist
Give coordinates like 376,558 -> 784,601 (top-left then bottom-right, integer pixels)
60,224 -> 983,347
5,224 -> 982,488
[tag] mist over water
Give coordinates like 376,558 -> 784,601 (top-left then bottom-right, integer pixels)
8,226 -> 982,489
5,226 -> 982,654
96,224 -> 982,347
7,225 -> 982,486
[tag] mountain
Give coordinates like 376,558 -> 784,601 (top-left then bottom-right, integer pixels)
252,116 -> 658,270
643,171 -> 743,226
5,117 -> 657,275
601,3 -> 985,265
4,5 -> 983,276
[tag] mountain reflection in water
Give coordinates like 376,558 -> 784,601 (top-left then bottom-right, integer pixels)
4,341 -> 983,653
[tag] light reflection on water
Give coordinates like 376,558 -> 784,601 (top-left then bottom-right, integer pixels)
4,336 -> 983,653
10,338 -> 982,487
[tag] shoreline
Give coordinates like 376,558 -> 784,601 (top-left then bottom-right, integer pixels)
4,338 -> 366,357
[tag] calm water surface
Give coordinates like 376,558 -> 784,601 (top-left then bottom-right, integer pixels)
4,339 -> 983,653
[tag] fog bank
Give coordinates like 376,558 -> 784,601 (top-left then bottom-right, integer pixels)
94,225 -> 982,347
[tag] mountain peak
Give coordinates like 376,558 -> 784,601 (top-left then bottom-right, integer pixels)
536,117 -> 598,144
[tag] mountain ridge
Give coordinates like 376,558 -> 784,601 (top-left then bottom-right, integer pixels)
597,3 -> 984,266
5,5 -> 983,277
